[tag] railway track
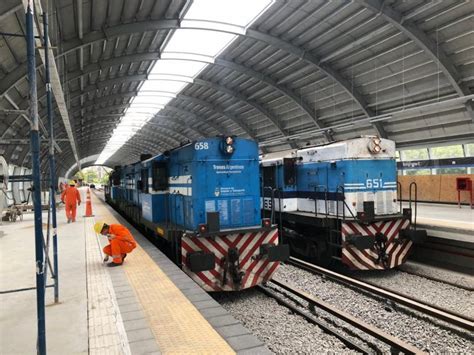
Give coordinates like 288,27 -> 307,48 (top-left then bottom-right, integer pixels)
288,257 -> 474,332
259,279 -> 426,354
398,263 -> 474,292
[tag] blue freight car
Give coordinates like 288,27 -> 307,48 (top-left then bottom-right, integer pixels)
105,137 -> 288,292
261,136 -> 426,270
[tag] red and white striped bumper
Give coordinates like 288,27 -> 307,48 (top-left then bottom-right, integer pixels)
181,228 -> 281,291
341,219 -> 412,270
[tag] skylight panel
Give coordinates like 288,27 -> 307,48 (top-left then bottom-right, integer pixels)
147,74 -> 194,83
140,80 -> 187,93
132,96 -> 173,106
150,59 -> 208,76
181,19 -> 245,35
184,0 -> 272,28
96,0 -> 274,166
164,29 -> 235,57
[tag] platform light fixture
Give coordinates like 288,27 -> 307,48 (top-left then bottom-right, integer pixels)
96,0 -> 275,165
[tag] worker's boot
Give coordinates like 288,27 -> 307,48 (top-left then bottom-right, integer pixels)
67,218 -> 71,223
107,262 -> 122,267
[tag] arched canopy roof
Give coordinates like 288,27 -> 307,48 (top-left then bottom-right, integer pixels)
1,0 -> 473,176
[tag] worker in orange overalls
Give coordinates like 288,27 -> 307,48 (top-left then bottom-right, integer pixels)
61,180 -> 81,223
94,221 -> 137,267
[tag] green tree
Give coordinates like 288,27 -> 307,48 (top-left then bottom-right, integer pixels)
100,174 -> 109,185
83,170 -> 99,183
430,145 -> 464,159
74,171 -> 84,181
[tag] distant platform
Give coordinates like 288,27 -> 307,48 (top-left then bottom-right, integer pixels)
403,202 -> 473,243
0,187 -> 269,354
404,202 -> 474,271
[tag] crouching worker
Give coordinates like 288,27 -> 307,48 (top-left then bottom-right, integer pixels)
94,221 -> 137,267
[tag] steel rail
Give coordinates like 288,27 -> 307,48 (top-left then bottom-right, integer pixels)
257,285 -> 372,354
288,257 -> 474,332
399,266 -> 474,292
269,277 -> 427,355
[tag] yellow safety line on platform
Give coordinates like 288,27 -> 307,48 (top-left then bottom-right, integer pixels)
90,192 -> 235,354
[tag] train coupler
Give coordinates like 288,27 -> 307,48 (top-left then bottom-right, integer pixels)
374,232 -> 389,268
222,247 -> 245,288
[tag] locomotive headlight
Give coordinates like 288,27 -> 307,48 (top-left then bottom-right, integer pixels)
222,136 -> 235,155
368,137 -> 382,154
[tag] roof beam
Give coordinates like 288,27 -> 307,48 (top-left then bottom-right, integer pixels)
357,0 -> 473,123
66,92 -> 257,140
65,101 -> 226,138
194,78 -> 288,136
175,94 -> 256,140
214,58 -> 334,140
66,76 -> 288,138
60,52 -> 334,141
0,19 -> 383,136
356,0 -> 469,98
77,117 -> 202,142
62,92 -> 222,138
40,52 -> 318,141
0,1 -> 22,22
79,121 -> 193,147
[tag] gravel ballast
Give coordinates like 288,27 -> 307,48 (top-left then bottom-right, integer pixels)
214,289 -> 360,354
347,266 -> 474,316
398,261 -> 474,290
276,264 -> 473,353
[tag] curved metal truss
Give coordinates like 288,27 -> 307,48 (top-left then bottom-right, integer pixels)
0,19 -> 386,136
2,1 -> 473,176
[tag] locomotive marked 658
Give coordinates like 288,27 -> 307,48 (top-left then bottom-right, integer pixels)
105,137 -> 289,292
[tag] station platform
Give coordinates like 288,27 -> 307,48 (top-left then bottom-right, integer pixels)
404,202 -> 474,271
404,202 -> 473,242
0,187 -> 270,354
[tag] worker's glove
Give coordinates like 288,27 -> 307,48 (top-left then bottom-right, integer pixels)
103,256 -> 110,263
78,202 -> 81,206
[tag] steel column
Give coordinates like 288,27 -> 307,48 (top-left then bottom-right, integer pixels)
43,11 -> 59,304
26,2 -> 46,354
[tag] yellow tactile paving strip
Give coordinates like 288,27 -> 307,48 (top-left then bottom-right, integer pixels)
83,216 -> 132,355
91,192 -> 235,355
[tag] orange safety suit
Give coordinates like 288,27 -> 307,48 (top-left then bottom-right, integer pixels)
103,224 -> 137,263
61,186 -> 81,222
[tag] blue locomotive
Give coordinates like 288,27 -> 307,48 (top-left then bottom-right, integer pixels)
261,136 -> 426,270
105,137 -> 289,291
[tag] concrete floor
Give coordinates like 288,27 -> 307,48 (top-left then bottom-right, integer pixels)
0,191 -> 88,354
0,188 -> 264,355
